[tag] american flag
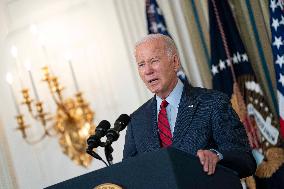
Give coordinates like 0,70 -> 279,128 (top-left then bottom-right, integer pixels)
209,0 -> 279,149
146,0 -> 170,36
269,0 -> 284,139
145,0 -> 189,83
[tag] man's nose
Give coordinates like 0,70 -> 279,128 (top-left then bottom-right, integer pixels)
144,63 -> 154,75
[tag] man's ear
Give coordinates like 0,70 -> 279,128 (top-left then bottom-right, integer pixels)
172,54 -> 181,72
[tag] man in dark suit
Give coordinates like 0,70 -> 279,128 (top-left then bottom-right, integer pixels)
123,34 -> 256,178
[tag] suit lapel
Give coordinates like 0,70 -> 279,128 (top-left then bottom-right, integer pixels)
173,85 -> 200,144
144,97 -> 160,151
144,85 -> 201,149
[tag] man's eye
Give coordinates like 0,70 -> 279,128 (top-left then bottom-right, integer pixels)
152,59 -> 159,63
138,63 -> 145,68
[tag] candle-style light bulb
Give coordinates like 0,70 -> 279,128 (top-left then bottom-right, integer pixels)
65,53 -> 79,92
30,24 -> 38,35
6,72 -> 13,84
64,53 -> 71,61
11,46 -> 18,58
37,34 -> 54,74
25,60 -> 39,101
10,45 -> 24,87
6,72 -> 20,114
24,60 -> 32,71
38,35 -> 46,47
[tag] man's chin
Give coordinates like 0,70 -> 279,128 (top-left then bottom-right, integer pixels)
149,88 -> 160,95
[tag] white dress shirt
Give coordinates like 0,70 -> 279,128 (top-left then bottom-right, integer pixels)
156,79 -> 184,135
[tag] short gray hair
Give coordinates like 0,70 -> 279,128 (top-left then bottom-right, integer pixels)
135,34 -> 178,57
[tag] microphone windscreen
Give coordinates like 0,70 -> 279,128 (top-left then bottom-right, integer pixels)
97,120 -> 111,130
115,114 -> 131,131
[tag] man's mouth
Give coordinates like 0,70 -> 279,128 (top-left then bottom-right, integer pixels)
148,78 -> 159,84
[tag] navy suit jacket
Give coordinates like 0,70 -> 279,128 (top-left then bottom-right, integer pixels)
123,84 -> 256,178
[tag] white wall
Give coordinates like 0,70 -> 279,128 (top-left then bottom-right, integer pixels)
0,0 -> 202,189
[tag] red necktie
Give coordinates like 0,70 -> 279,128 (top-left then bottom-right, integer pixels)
158,100 -> 172,147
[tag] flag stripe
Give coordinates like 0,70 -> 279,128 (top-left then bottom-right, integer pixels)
278,91 -> 284,118
278,91 -> 284,138
280,117 -> 284,138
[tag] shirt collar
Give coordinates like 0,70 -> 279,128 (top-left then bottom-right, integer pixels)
156,79 -> 184,109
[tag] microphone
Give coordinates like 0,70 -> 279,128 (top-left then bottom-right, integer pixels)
86,120 -> 111,151
104,114 -> 131,146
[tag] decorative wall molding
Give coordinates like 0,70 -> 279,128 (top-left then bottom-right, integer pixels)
0,119 -> 18,189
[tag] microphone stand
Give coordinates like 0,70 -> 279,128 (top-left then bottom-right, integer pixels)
86,146 -> 109,167
104,144 -> 114,165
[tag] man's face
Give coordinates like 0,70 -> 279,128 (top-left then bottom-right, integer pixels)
135,38 -> 180,99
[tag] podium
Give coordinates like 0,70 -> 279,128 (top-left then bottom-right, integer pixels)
45,148 -> 242,189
